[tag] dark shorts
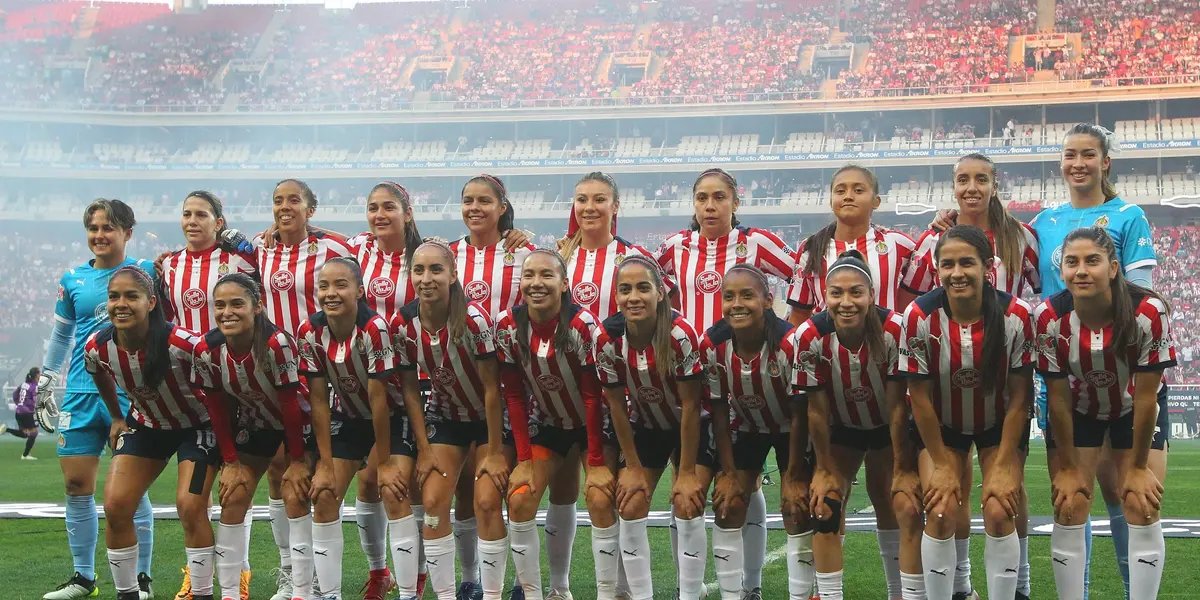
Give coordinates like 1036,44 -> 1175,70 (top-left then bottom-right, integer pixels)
831,423 -> 891,452
330,413 -> 417,463
618,418 -> 716,471
528,417 -> 618,459
15,413 -> 35,430
425,413 -> 488,449
909,419 -> 1029,454
729,428 -> 807,474
234,424 -> 317,459
1045,384 -> 1169,451
113,416 -> 222,466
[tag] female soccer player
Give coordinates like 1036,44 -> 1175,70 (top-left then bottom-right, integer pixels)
297,258 -> 427,600
86,266 -> 219,600
793,249 -> 908,600
451,174 -> 536,318
1038,226 -> 1174,600
595,255 -> 709,600
899,226 -> 1035,600
655,169 -> 796,598
3,367 -> 41,459
38,200 -> 157,600
189,273 -> 310,600
391,241 -> 509,600
496,249 -> 611,600
702,264 -> 809,600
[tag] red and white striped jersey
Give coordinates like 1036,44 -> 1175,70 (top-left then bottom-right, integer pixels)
656,226 -> 796,333
903,225 -> 1041,297
566,236 -> 674,322
84,325 -> 208,430
449,237 -> 535,320
255,232 -> 354,337
788,226 -> 926,313
899,288 -> 1035,434
161,245 -> 258,333
792,308 -> 904,430
1034,291 -> 1176,421
349,232 -> 416,319
392,300 -> 497,422
494,304 -> 599,430
595,312 -> 705,430
297,309 -> 401,419
702,317 -> 799,434
192,326 -> 305,430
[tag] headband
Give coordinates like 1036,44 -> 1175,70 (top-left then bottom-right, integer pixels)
699,168 -> 737,189
825,262 -> 873,284
415,238 -> 455,259
727,263 -> 769,289
215,272 -> 261,297
377,180 -> 411,204
477,174 -> 507,197
115,265 -> 154,289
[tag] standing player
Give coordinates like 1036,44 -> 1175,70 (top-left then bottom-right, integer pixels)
1038,227 -> 1173,600
497,250 -> 610,600
298,258 -> 427,600
899,226 -> 1035,600
595,255 -> 710,600
702,264 -> 809,600
38,200 -> 157,600
391,241 -> 509,600
86,266 -> 220,600
189,274 -> 310,600
655,169 -> 796,599
793,250 -> 908,600
2,367 -> 42,459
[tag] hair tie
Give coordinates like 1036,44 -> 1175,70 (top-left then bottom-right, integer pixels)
825,263 -> 873,284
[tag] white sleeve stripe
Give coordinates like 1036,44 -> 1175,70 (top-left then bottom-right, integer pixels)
54,315 -> 75,325
1125,259 -> 1157,272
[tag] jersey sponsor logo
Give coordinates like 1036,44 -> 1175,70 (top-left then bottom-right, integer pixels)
337,376 -> 361,394
433,367 -> 457,387
465,280 -> 491,302
276,359 -> 299,376
183,288 -> 207,310
1148,339 -> 1172,352
797,350 -> 820,367
738,394 -> 766,410
271,270 -> 295,292
94,303 -> 109,321
495,327 -> 513,352
536,374 -> 565,392
1085,370 -> 1118,388
952,368 -> 981,389
369,277 -> 395,299
847,386 -> 875,402
676,351 -> 699,372
472,329 -> 493,347
240,390 -> 267,404
131,386 -> 161,402
572,281 -> 601,306
695,270 -> 723,294
637,386 -> 665,404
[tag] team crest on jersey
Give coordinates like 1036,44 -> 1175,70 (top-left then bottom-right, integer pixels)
735,242 -> 749,258
503,251 -> 516,266
183,288 -> 207,310
57,285 -> 64,301
426,423 -> 436,440
572,281 -> 600,306
94,303 -> 109,321
369,277 -> 395,298
847,386 -> 875,402
695,270 -> 723,294
1085,370 -> 1117,388
308,242 -> 319,254
242,390 -> 267,404
465,280 -> 491,302
1094,215 -> 1110,228
433,367 -> 457,387
58,433 -> 66,448
766,361 -> 782,378
876,240 -> 889,255
536,374 -> 565,392
236,429 -> 251,445
738,394 -> 766,410
218,263 -> 230,276
638,386 -> 665,404
952,368 -> 981,388
271,270 -> 295,292
355,336 -> 367,353
338,376 -> 361,393
614,253 -> 626,265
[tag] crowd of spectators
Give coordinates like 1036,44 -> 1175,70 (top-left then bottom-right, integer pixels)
1054,0 -> 1200,84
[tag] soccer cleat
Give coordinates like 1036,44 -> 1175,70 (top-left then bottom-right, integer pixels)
139,572 -> 154,600
0,424 -> 7,435
741,589 -> 763,600
1016,594 -> 1030,600
175,567 -> 192,600
510,585 -> 525,600
192,596 -> 214,600
545,591 -> 573,600
952,592 -> 981,600
239,570 -> 251,600
456,581 -> 483,600
268,567 -> 292,600
21,454 -> 38,460
415,573 -> 427,598
615,590 -> 632,600
118,592 -> 141,600
358,568 -> 395,600
43,572 -> 99,600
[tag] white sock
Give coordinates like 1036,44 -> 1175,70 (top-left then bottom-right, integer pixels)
921,533 -> 956,599
1128,521 -> 1166,600
545,503 -> 576,593
411,505 -> 428,577
355,499 -> 388,572
877,529 -> 903,598
478,535 -> 509,600
288,514 -> 314,600
425,535 -> 457,600
677,515 -> 707,600
242,511 -> 253,572
510,519 -> 544,600
900,572 -> 926,600
786,531 -> 815,600
591,523 -> 619,600
984,531 -> 1019,600
1017,535 -> 1031,596
816,570 -> 844,600
186,546 -> 216,595
953,538 -> 972,594
269,498 -> 292,569
742,488 -> 768,591
216,523 -> 246,600
1051,523 -> 1087,600
107,545 -> 139,593
390,514 -> 421,596
669,510 -> 680,572
712,526 -> 744,600
618,518 -> 653,600
311,519 -> 344,599
454,517 -> 480,585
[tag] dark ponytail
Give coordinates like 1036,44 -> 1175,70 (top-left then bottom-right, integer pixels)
935,226 -> 1007,391
110,266 -> 174,389
514,249 -> 574,360
802,164 -> 883,277
689,168 -> 741,231
725,264 -> 787,353
414,241 -> 472,350
826,249 -> 888,364
213,273 -> 275,371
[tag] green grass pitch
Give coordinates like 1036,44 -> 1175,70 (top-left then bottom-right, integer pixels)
4,438 -> 1200,599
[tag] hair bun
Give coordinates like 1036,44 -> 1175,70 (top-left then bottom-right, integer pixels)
837,249 -> 866,261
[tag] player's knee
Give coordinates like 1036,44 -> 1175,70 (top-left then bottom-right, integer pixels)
313,490 -> 344,522
176,493 -> 210,526
672,495 -> 703,520
618,492 -> 650,521
891,491 -> 922,527
982,496 -> 1011,529
506,487 -> 538,522
585,484 -> 614,513
473,482 -> 503,519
